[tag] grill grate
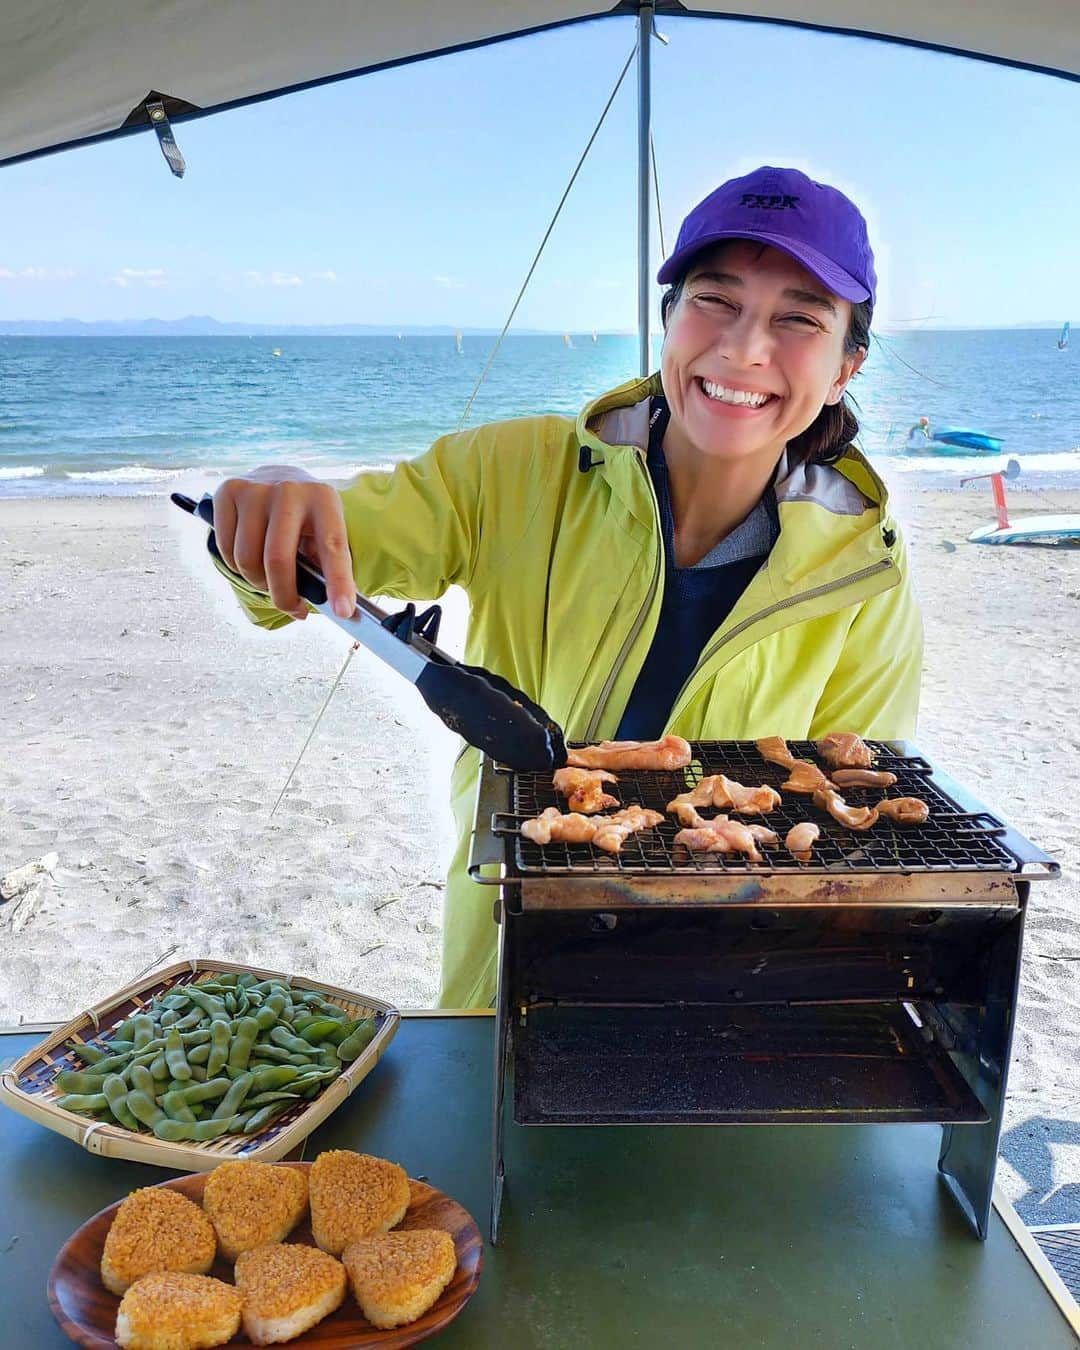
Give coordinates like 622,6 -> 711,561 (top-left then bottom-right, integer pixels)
500,740 -> 1017,876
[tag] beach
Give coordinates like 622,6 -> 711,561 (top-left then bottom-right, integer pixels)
2,484 -> 1078,1221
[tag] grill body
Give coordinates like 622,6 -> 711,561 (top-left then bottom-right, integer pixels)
469,741 -> 1058,1243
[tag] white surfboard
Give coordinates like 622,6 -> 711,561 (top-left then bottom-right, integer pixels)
969,514 -> 1080,544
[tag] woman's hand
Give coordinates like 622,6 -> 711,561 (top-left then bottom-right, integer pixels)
212,467 -> 356,620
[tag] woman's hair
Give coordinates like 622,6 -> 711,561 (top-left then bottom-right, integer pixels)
659,263 -> 872,467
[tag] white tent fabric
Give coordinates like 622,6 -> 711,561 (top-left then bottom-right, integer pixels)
2,1 -> 1079,168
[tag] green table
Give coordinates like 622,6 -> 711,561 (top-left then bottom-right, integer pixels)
2,1015 -> 1077,1349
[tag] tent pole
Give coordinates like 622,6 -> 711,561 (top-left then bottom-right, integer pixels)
637,2 -> 653,378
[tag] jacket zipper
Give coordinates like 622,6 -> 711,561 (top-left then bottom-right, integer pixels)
584,453 -> 664,742
666,557 -> 896,719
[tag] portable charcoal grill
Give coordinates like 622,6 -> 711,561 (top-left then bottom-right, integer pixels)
468,739 -> 1059,1243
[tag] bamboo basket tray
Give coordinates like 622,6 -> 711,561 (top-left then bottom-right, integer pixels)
0,958 -> 399,1172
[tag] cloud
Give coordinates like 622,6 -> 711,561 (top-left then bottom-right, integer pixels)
433,275 -> 464,289
0,266 -> 76,281
243,269 -> 304,287
310,270 -> 338,283
110,267 -> 167,288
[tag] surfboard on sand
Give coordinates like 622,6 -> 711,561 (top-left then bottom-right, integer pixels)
969,515 -> 1080,544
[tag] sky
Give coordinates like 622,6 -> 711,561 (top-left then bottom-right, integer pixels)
1,15 -> 1079,331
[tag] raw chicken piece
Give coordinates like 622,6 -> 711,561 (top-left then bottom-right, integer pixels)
816,732 -> 874,769
521,807 -> 596,846
812,786 -> 879,831
875,797 -> 930,825
831,768 -> 897,789
710,774 -> 781,815
566,735 -> 692,772
591,806 -> 665,854
667,800 -> 715,829
756,736 -> 797,768
785,822 -> 821,861
746,824 -> 779,848
780,760 -> 832,795
674,818 -> 764,862
552,767 -> 619,815
668,775 -> 780,817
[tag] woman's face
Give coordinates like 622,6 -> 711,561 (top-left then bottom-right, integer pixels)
659,240 -> 865,469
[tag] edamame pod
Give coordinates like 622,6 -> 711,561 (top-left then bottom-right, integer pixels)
66,1040 -> 107,1065
126,1090 -> 166,1128
56,1069 -> 110,1094
161,1090 -> 198,1122
212,1071 -> 254,1120
55,1092 -> 110,1113
242,1101 -> 293,1134
336,1018 -> 377,1062
205,1019 -> 231,1077
152,1115 -> 239,1143
164,1028 -> 193,1082
228,1017 -> 260,1074
102,1073 -> 140,1130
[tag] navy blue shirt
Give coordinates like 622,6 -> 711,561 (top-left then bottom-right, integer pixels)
615,399 -> 780,740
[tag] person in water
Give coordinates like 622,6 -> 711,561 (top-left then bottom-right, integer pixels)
907,415 -> 932,445
209,165 -> 923,1008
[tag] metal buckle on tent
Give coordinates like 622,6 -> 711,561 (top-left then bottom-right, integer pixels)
145,98 -> 186,178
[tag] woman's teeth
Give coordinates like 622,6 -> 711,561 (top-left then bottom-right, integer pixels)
700,379 -> 772,408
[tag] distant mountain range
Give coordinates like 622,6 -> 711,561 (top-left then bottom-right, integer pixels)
0,316 -> 613,337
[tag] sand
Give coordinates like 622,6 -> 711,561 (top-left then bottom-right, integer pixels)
1,481 -> 1078,1222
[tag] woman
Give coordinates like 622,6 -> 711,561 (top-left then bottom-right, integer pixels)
212,165 -> 922,1008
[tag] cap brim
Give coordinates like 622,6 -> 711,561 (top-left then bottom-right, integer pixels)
656,230 -> 871,304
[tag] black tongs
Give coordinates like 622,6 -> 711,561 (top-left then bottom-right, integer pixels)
172,493 -> 567,772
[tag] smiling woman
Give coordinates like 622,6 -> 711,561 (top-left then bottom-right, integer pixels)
208,164 -> 923,1009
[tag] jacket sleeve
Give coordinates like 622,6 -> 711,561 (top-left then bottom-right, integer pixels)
806,533 -> 924,742
218,427 -> 488,630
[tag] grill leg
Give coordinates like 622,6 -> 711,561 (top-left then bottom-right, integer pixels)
490,896 -> 511,1244
938,893 -> 1026,1238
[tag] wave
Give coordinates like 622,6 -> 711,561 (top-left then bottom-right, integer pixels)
874,449 -> 1080,476
0,464 -> 45,479
65,465 -> 184,483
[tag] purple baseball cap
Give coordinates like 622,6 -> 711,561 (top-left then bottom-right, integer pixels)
657,166 -> 876,307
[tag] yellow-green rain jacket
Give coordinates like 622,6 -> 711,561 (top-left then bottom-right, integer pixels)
223,374 -> 923,1008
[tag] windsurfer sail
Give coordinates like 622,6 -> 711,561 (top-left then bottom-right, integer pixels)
455,330 -> 463,355
1057,321 -> 1070,350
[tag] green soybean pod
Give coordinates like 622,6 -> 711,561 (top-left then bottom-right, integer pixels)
249,1045 -> 296,1064
55,1069 -> 109,1094
159,1009 -> 180,1028
246,1090 -> 303,1108
128,1063 -> 157,1097
222,992 -> 237,1015
242,1101 -> 292,1134
152,1116 -> 238,1143
324,1018 -> 361,1048
164,1028 -> 193,1082
212,1071 -> 254,1120
162,1090 -> 198,1122
212,972 -> 240,988
179,1028 -> 212,1047
299,1018 -> 342,1045
93,1050 -> 135,1075
188,1065 -> 208,1083
234,992 -> 250,1018
66,1040 -> 107,1066
184,986 -> 228,1020
129,1015 -> 155,1052
176,1077 -> 231,1106
249,1065 -> 301,1092
187,1043 -> 212,1065
336,1018 -> 377,1063
236,971 -> 257,990
253,992 -> 288,1031
55,1092 -> 110,1113
269,1027 -> 317,1056
102,1074 -> 140,1130
149,1052 -> 169,1083
159,993 -> 190,1011
228,1018 -> 260,1074
174,1008 -> 205,1032
127,1089 -> 166,1128
205,1020 -> 231,1077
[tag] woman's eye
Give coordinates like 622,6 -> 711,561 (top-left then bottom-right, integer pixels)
781,313 -> 820,329
696,293 -> 735,310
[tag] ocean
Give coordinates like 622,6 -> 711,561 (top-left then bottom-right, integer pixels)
1,328 -> 1078,498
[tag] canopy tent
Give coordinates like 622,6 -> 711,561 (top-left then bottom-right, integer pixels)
2,0 -> 1080,170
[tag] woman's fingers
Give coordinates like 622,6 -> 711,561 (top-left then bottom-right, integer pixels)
211,477 -> 354,621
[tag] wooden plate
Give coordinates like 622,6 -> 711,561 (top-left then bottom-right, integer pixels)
48,1162 -> 483,1348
